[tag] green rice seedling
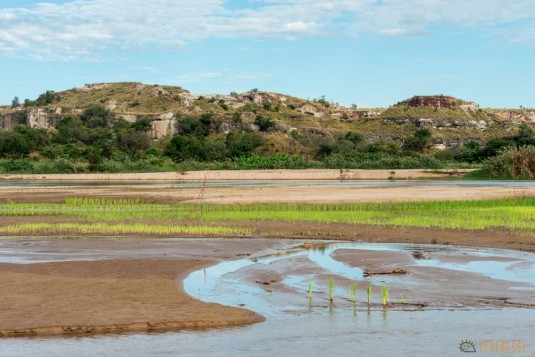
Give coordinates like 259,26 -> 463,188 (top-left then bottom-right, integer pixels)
308,279 -> 313,300
1,198 -> 534,238
328,276 -> 336,302
381,284 -> 390,306
347,280 -> 358,304
366,281 -> 372,306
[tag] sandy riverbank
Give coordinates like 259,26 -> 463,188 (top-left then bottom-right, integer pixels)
0,168 -> 473,181
0,239 -> 287,337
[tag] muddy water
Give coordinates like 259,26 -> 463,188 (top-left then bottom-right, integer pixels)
2,241 -> 535,356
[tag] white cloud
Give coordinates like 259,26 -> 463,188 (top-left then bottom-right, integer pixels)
0,0 -> 534,59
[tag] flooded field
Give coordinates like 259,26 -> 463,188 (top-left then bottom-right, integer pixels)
1,239 -> 534,356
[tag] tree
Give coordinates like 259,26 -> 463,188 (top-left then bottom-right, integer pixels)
165,134 -> 205,162
176,115 -> 200,136
404,129 -> 432,152
117,129 -> 149,159
516,124 -> 535,146
80,105 -> 115,128
55,116 -> 83,144
225,131 -> 264,158
0,131 -> 32,158
130,118 -> 152,132
35,90 -> 57,106
199,113 -> 212,136
11,97 -> 20,108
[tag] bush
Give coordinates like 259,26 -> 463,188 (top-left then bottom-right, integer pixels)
478,145 -> 535,179
0,131 -> 33,158
3,159 -> 34,172
232,154 -> 314,169
165,135 -> 206,162
225,131 -> 264,158
254,115 -> 274,131
323,153 -> 444,169
80,105 -> 115,128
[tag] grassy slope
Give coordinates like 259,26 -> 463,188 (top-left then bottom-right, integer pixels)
48,83 -> 526,144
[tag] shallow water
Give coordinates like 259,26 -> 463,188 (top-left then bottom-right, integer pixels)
1,179 -> 534,187
2,309 -> 533,357
2,241 -> 535,356
185,243 -> 535,312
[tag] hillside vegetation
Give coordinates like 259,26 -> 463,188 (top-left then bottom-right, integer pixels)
0,83 -> 534,177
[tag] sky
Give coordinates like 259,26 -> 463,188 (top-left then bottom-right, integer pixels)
0,0 -> 534,108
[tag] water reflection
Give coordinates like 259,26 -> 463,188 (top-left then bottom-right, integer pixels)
184,242 -> 535,318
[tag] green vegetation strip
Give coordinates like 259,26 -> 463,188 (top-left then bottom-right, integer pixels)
0,223 -> 250,236
0,198 -> 533,236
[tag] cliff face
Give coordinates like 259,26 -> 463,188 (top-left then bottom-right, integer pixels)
0,109 -> 62,130
490,109 -> 535,123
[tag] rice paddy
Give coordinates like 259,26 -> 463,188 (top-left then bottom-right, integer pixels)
0,197 -> 533,237
0,223 -> 250,236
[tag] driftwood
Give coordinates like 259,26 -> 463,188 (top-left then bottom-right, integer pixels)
363,268 -> 407,277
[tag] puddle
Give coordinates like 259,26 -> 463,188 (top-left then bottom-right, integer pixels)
184,242 -> 535,315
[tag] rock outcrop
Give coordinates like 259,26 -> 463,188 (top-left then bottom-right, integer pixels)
396,95 -> 479,110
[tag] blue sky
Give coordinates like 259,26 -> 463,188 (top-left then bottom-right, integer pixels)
1,0 -> 534,108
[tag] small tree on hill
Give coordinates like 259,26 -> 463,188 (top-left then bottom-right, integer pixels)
11,97 -> 20,108
404,129 -> 432,152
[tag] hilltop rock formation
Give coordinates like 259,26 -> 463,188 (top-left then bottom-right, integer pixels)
396,95 -> 479,111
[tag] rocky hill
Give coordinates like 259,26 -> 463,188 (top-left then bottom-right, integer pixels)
1,83 -> 533,152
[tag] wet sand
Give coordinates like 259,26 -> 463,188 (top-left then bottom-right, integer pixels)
1,236 -> 534,338
0,183 -> 534,204
332,249 -> 535,309
0,239 -> 291,337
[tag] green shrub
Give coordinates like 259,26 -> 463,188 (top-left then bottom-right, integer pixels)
254,115 -> 274,131
478,145 -> 535,179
